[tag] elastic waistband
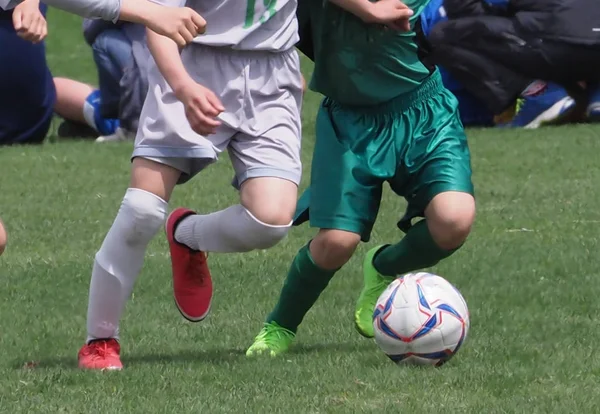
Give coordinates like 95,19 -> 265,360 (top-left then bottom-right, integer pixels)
327,70 -> 444,114
186,42 -> 295,57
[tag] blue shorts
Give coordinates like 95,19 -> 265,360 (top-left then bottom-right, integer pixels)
0,4 -> 56,145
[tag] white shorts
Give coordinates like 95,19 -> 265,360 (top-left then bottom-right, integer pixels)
133,44 -> 303,187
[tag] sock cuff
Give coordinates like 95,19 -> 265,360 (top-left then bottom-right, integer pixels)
124,187 -> 168,209
414,220 -> 462,257
243,207 -> 293,229
301,243 -> 341,275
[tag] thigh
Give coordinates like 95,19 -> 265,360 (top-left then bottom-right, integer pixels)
132,60 -> 236,181
228,49 -> 303,189
429,17 -> 532,113
228,120 -> 301,190
92,29 -> 132,115
431,16 -> 536,73
430,15 -> 518,50
532,41 -> 600,83
92,29 -> 132,67
434,17 -> 585,83
130,157 -> 181,202
392,90 -> 474,232
297,101 -> 384,242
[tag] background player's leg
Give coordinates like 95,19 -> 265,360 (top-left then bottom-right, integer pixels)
84,158 -> 180,345
427,16 -> 532,115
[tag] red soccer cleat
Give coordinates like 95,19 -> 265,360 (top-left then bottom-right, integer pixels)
78,339 -> 123,371
165,208 -> 213,322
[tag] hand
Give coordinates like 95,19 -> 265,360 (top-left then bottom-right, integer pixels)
12,0 -> 47,43
176,81 -> 225,136
363,0 -> 413,31
145,6 -> 206,47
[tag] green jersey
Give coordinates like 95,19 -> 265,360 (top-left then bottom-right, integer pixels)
301,0 -> 432,106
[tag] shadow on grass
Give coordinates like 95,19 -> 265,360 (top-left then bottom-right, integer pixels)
288,341 -> 375,355
13,341 -> 374,370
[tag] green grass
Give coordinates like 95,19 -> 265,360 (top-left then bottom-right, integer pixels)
2,9 -> 600,414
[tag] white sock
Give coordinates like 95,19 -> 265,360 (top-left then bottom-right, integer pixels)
86,188 -> 167,343
82,98 -> 99,131
174,204 -> 290,253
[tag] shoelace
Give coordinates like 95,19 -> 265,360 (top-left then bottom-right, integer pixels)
259,324 -> 293,348
90,341 -> 113,359
187,252 -> 208,286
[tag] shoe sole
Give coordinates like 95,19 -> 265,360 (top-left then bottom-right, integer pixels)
165,210 -> 212,323
79,364 -> 122,371
524,97 -> 576,129
174,298 -> 211,323
354,319 -> 375,339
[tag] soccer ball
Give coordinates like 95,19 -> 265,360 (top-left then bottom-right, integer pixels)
373,272 -> 469,367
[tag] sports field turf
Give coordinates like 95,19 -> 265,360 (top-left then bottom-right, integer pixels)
2,9 -> 600,413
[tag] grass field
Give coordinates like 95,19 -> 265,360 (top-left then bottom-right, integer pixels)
2,9 -> 600,414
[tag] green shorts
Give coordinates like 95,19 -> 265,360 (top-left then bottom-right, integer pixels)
294,71 -> 474,242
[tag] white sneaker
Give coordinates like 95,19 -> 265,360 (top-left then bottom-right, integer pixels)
96,127 -> 135,143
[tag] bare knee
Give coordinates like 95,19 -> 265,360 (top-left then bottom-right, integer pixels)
130,157 -> 181,203
0,218 -> 7,256
240,177 -> 297,226
425,192 -> 475,250
310,230 -> 361,270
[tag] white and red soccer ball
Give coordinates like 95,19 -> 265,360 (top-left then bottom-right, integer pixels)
373,272 -> 469,367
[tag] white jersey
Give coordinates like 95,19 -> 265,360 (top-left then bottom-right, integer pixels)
156,0 -> 298,52
1,0 -> 120,21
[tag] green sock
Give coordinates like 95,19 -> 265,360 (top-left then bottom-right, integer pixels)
267,244 -> 337,333
373,220 -> 458,276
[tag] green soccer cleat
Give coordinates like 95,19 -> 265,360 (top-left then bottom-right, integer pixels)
246,322 -> 296,357
354,245 -> 395,338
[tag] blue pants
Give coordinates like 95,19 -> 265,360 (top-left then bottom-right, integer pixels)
92,28 -> 133,119
0,4 -> 56,145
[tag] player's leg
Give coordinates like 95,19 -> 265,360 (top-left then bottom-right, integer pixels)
78,61 -> 198,370
91,28 -> 132,120
247,99 -> 385,356
78,158 -> 181,370
171,48 -> 304,257
356,76 -> 475,337
429,16 -> 578,127
173,176 -> 298,254
166,173 -> 296,323
53,78 -> 120,136
372,192 -> 474,276
246,229 -> 363,357
163,47 -> 304,322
